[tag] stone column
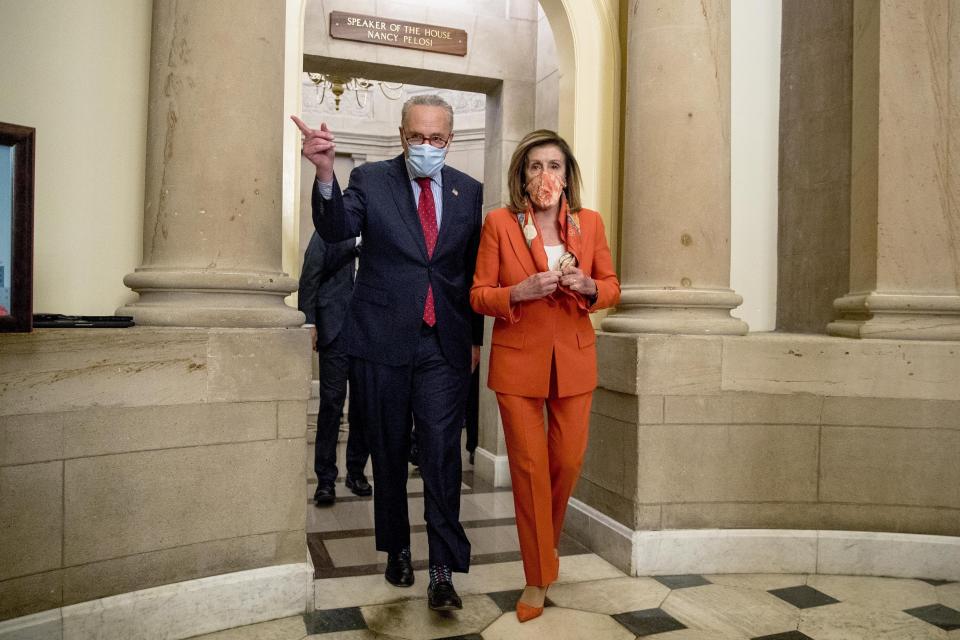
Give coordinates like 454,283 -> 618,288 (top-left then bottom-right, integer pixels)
827,0 -> 960,340
602,0 -> 747,335
118,1 -> 303,327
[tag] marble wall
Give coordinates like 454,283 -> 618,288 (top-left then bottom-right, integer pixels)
302,0 -> 539,88
0,328 -> 311,621
575,332 -> 960,554
302,0 -> 538,213
535,6 -> 560,132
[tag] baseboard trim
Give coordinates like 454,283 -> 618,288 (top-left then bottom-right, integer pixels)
0,563 -> 312,640
473,447 -> 511,488
0,610 -> 61,640
566,498 -> 960,580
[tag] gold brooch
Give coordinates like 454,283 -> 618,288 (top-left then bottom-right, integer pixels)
558,252 -> 578,270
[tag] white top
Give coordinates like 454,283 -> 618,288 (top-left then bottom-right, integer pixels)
544,243 -> 565,271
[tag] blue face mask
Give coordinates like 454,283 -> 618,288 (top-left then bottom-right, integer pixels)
406,143 -> 447,178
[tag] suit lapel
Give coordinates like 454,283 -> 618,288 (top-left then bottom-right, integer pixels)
434,166 -> 457,258
387,155 -> 429,262
505,215 -> 538,277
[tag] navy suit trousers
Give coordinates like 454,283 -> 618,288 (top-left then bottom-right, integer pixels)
350,324 -> 472,572
315,332 -> 368,486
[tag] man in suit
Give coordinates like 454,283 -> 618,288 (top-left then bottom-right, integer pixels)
298,231 -> 370,506
292,94 -> 482,612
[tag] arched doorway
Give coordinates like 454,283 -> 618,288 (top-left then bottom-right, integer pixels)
283,0 -> 622,490
538,0 -> 621,263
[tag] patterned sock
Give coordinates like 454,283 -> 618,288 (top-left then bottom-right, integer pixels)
429,563 -> 452,587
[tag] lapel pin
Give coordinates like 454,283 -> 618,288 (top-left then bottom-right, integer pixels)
452,188 -> 459,196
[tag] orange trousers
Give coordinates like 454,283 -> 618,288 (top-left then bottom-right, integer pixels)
496,388 -> 593,587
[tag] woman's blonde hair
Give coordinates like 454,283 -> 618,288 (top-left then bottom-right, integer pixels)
506,130 -> 583,213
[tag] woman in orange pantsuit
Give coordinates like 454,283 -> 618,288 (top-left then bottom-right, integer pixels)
470,130 -> 620,622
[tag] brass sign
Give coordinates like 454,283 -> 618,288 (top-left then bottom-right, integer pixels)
329,11 -> 468,57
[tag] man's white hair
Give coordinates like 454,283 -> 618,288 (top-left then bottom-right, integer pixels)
401,94 -> 454,131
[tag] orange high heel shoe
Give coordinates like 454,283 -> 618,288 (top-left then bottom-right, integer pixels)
516,585 -> 549,622
516,600 -> 543,622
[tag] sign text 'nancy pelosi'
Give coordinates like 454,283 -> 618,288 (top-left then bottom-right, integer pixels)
329,11 -> 468,57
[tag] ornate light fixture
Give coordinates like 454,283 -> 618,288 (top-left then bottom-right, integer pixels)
307,73 -> 404,111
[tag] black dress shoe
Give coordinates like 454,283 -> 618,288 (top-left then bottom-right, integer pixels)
345,473 -> 372,496
313,485 -> 335,506
428,581 -> 463,611
408,442 -> 420,467
385,550 -> 414,587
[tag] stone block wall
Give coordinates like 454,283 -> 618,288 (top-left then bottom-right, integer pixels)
576,333 -> 960,541
0,328 -> 311,621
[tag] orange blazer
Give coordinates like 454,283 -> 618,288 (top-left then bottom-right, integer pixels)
470,207 -> 620,398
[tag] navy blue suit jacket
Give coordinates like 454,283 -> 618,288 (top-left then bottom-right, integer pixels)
312,154 -> 484,370
297,231 -> 357,348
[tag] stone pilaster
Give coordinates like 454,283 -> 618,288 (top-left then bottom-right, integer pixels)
602,0 -> 747,335
827,0 -> 960,340
118,1 -> 303,327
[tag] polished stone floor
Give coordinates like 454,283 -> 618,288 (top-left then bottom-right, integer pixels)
188,432 -> 960,640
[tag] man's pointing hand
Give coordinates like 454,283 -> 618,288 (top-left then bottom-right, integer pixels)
292,115 -> 335,183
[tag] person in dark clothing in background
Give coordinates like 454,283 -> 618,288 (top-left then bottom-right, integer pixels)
464,368 -> 479,464
299,231 -> 371,505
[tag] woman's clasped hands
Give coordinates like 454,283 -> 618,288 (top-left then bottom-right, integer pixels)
510,266 -> 596,304
510,270 -> 561,303
559,264 -> 597,296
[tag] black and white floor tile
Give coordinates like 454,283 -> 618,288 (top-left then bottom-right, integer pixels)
188,437 -> 960,640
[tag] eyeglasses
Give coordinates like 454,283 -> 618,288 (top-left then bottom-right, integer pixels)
404,134 -> 450,149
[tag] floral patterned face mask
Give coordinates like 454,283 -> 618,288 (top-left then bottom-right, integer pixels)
524,171 -> 566,209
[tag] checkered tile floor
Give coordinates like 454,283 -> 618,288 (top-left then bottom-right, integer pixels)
188,437 -> 960,639
193,572 -> 960,639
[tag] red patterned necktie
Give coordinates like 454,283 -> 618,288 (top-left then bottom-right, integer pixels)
416,177 -> 438,326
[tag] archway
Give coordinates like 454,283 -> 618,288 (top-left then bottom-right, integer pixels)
282,0 -> 622,490
537,0 -> 621,264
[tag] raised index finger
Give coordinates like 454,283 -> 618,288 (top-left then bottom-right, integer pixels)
290,115 -> 315,137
